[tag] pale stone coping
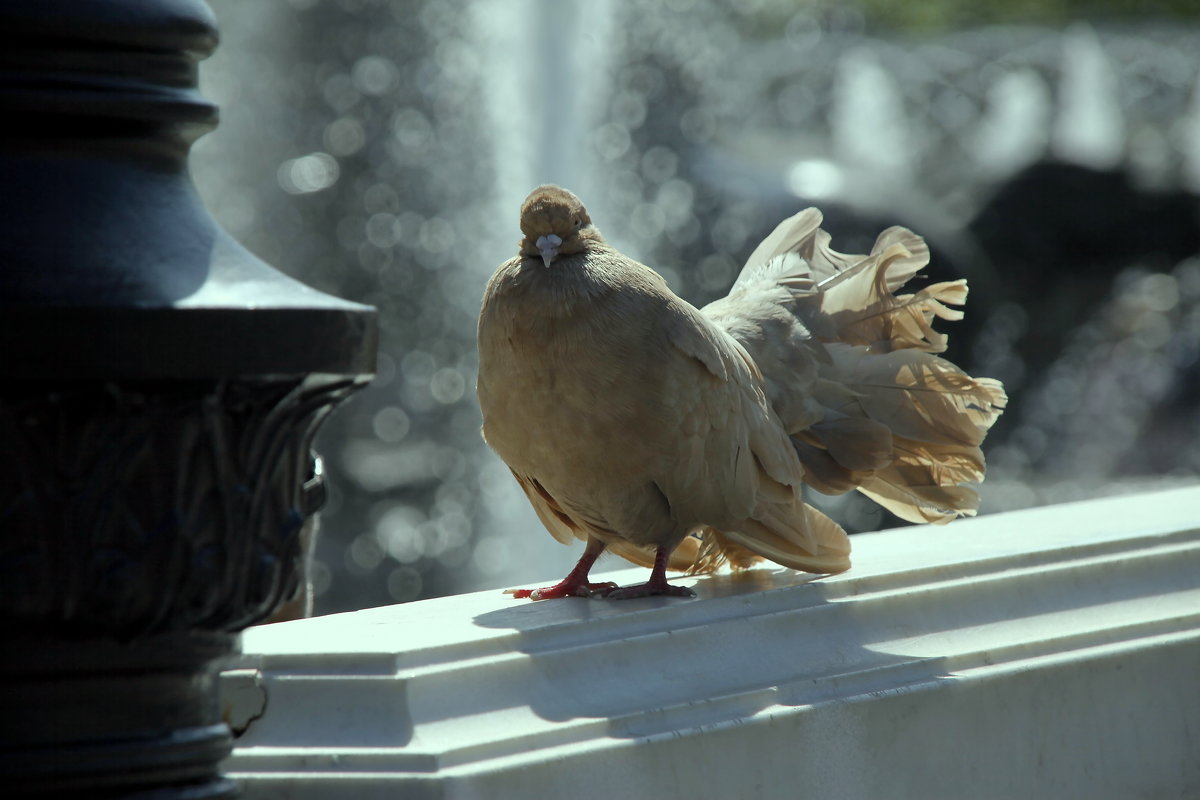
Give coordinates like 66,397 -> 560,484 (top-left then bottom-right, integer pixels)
222,485 -> 1200,799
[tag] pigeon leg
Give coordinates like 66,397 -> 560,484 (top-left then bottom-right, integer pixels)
506,537 -> 617,600
605,545 -> 697,600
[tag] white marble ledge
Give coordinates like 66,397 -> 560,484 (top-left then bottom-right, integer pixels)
222,485 -> 1200,800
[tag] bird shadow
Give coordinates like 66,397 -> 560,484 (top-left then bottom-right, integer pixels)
470,567 -> 955,737
471,567 -> 819,630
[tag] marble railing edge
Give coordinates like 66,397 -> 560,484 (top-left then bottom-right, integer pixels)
220,485 -> 1200,799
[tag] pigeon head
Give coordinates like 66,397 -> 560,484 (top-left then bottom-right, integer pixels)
518,185 -> 597,267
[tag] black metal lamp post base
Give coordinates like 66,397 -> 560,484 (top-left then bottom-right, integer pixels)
0,1 -> 376,795
4,632 -> 239,797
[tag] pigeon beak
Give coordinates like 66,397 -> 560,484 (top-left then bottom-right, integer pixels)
535,234 -> 562,268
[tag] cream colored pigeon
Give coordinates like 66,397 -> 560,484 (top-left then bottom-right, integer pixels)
477,185 -> 1005,600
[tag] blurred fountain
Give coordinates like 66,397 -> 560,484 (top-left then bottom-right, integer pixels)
1182,78 -> 1200,193
831,48 -> 916,202
973,68 -> 1052,179
465,0 -> 623,589
1053,24 -> 1125,170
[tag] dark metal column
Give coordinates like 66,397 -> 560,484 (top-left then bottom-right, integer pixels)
0,0 -> 377,795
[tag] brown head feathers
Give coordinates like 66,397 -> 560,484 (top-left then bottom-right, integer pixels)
518,185 -> 599,264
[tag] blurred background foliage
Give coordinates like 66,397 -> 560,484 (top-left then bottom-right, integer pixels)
193,0 -> 1200,615
849,0 -> 1199,31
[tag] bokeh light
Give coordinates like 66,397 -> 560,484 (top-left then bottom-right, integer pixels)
193,0 -> 1200,615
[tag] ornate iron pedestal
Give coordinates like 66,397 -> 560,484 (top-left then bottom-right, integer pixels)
0,1 -> 376,795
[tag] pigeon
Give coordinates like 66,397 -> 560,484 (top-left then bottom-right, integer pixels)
477,185 -> 1005,600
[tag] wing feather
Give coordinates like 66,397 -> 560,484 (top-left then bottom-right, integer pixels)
511,471 -> 584,545
658,304 -> 851,575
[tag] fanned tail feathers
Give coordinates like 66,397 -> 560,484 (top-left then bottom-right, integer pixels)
709,207 -> 1006,543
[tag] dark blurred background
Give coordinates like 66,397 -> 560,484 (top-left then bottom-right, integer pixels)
192,0 -> 1200,615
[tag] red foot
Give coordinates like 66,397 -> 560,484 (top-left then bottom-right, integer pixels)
504,542 -> 697,601
506,537 -> 613,600
605,581 -> 696,600
505,580 -> 619,601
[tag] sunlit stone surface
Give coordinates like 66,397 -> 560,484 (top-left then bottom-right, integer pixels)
221,487 -> 1200,799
